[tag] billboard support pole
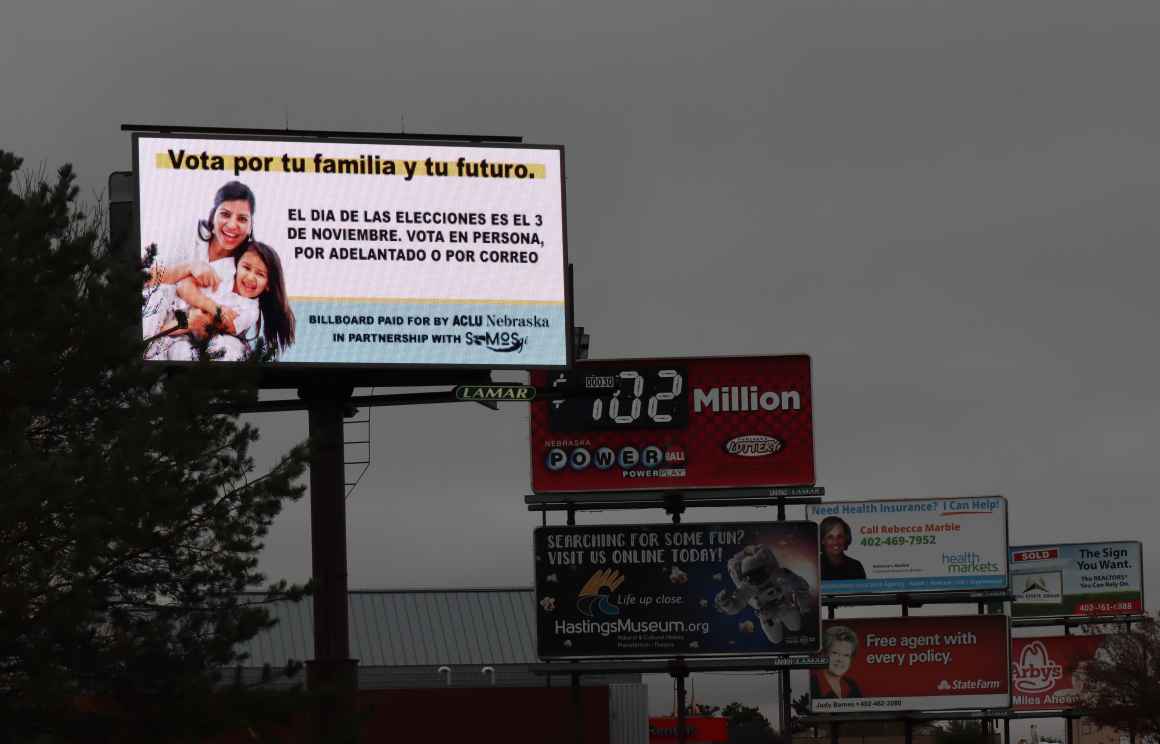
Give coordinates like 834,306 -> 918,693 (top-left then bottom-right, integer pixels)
671,663 -> 689,744
664,493 -> 685,524
904,719 -> 913,744
775,495 -> 790,736
570,670 -> 584,744
301,385 -> 357,743
1004,718 -> 1010,743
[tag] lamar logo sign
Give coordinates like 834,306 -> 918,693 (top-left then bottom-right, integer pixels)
1012,640 -> 1063,693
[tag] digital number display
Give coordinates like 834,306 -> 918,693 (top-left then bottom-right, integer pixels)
547,366 -> 689,432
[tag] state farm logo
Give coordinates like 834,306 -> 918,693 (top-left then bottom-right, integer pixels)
1012,641 -> 1064,693
724,434 -> 783,457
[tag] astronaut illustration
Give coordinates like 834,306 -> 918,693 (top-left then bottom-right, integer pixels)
714,544 -> 812,644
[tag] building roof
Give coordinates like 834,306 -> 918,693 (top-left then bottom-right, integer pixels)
237,588 -> 538,668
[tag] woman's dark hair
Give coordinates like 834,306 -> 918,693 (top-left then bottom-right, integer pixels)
236,241 -> 295,356
198,181 -> 256,244
820,516 -> 853,548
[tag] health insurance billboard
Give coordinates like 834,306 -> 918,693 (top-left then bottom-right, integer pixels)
534,521 -> 822,659
1011,635 -> 1105,712
135,133 -> 569,369
806,496 -> 1008,595
1010,542 -> 1144,619
810,615 -> 1010,714
529,355 -> 815,493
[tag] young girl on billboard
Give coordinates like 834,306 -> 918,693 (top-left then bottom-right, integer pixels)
146,240 -> 295,360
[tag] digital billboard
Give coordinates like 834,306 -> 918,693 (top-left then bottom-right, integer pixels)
810,615 -> 1010,714
534,521 -> 821,659
806,496 -> 1008,595
529,355 -> 815,493
1010,542 -> 1144,619
135,133 -> 569,368
1012,634 -> 1105,712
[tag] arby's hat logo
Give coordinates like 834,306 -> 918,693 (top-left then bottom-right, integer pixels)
1012,640 -> 1064,693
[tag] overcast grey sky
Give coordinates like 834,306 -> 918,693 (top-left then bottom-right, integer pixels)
5,0 -> 1159,733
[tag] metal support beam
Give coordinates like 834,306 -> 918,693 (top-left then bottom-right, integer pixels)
302,386 -> 357,742
673,667 -> 688,744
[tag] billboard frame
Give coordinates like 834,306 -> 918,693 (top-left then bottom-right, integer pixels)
1008,539 -> 1146,623
130,125 -> 573,373
528,353 -> 817,495
534,520 -> 823,661
810,613 -> 1012,715
808,495 -> 1011,599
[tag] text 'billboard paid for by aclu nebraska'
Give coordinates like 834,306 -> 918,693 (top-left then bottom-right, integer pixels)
1011,635 -> 1105,712
136,133 -> 569,368
529,355 -> 814,493
811,615 -> 1010,714
806,496 -> 1008,595
1010,542 -> 1144,619
534,522 -> 820,659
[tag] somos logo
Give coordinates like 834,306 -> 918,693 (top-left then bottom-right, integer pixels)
576,569 -> 625,618
1012,641 -> 1063,693
466,331 -> 528,353
724,434 -> 783,457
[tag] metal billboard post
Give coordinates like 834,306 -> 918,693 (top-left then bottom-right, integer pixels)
301,385 -> 358,742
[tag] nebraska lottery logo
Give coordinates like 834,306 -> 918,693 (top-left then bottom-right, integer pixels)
723,434 -> 783,458
1012,641 -> 1064,693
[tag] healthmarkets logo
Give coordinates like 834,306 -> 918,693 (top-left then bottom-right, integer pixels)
942,551 -> 1001,574
576,569 -> 625,617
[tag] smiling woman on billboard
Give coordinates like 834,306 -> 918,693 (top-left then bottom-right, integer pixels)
811,625 -> 862,699
143,181 -> 296,360
818,516 -> 866,581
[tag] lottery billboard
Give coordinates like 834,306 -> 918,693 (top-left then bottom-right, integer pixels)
135,133 -> 569,368
810,615 -> 1010,714
534,521 -> 821,659
806,497 -> 1008,595
1011,635 -> 1105,712
529,355 -> 815,493
1010,542 -> 1144,619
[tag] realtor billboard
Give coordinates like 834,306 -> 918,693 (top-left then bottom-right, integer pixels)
534,521 -> 821,659
806,496 -> 1008,595
1012,635 -> 1105,712
135,133 -> 569,368
1010,542 -> 1144,619
810,615 -> 1011,714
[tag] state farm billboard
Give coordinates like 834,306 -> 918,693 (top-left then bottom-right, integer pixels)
810,615 -> 1010,714
136,133 -> 569,369
529,355 -> 814,493
806,497 -> 1008,595
1010,542 -> 1144,619
535,521 -> 821,659
1012,635 -> 1104,712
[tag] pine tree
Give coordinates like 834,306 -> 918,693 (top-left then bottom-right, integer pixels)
0,151 -> 310,742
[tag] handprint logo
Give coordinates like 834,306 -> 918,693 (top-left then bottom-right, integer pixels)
577,568 -> 626,617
